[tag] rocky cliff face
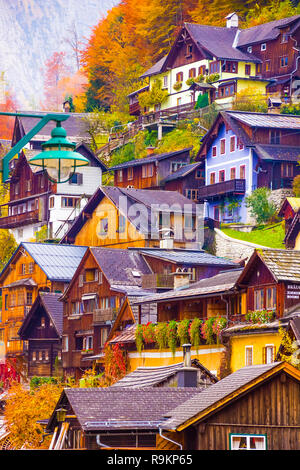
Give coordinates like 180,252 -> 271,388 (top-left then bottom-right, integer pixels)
0,0 -> 116,108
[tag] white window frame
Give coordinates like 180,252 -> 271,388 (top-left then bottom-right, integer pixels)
230,433 -> 267,450
261,43 -> 266,51
245,345 -> 253,366
265,344 -> 275,364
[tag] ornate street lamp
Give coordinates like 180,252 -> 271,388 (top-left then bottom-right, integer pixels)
0,112 -> 89,184
28,121 -> 89,183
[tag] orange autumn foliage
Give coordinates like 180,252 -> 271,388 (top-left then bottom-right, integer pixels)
4,382 -> 63,449
0,91 -> 17,140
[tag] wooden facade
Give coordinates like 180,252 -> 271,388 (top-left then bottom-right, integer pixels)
18,293 -> 63,378
111,148 -> 191,190
174,364 -> 300,450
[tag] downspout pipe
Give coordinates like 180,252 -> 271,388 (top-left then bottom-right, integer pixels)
96,434 -> 111,448
159,427 -> 183,450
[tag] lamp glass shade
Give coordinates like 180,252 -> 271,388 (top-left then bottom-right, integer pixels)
27,123 -> 89,183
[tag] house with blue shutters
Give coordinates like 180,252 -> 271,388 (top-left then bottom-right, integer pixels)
196,111 -> 300,223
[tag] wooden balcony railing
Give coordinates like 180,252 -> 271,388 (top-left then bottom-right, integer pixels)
0,208 -> 40,229
142,273 -> 174,290
272,177 -> 294,190
93,308 -> 118,325
129,102 -> 141,116
198,179 -> 246,201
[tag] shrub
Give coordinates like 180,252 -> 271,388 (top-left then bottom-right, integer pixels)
201,317 -> 216,344
135,324 -> 144,353
155,322 -> 168,350
173,81 -> 182,91
142,322 -> 156,344
246,187 -> 277,224
292,174 -> 300,197
245,310 -> 275,323
167,320 -> 178,356
189,318 -> 203,349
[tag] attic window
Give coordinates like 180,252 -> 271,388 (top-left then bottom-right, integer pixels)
186,44 -> 193,57
132,270 -> 141,277
247,46 -> 252,53
261,43 -> 266,51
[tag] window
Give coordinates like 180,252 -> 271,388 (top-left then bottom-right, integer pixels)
177,97 -> 182,106
230,167 -> 236,180
185,189 -> 198,201
189,68 -> 196,78
32,351 -> 37,362
117,170 -> 123,183
261,43 -> 266,51
142,165 -> 148,178
224,61 -> 237,73
209,61 -> 220,74
196,169 -> 204,179
176,71 -> 183,82
49,197 -> 54,208
26,292 -> 33,306
171,162 -> 186,173
198,65 -> 206,76
147,163 -> 154,177
83,296 -> 97,313
163,75 -> 168,88
254,289 -> 264,310
214,206 -> 220,221
186,44 -> 193,56
69,173 -> 83,185
100,328 -> 109,347
61,197 -> 79,208
219,170 -> 225,182
230,136 -> 235,152
212,146 -> 217,157
265,60 -> 270,72
127,167 -> 133,180
245,64 -> 251,75
230,434 -> 267,450
62,335 -> 69,352
245,346 -> 253,366
266,287 -> 276,310
118,214 -> 126,233
4,295 -> 8,311
247,46 -> 252,53
263,345 -> 275,364
220,139 -> 226,155
240,165 -> 246,179
70,301 -> 82,315
84,268 -> 98,283
237,138 -> 244,150
184,214 -> 195,231
270,129 -> 280,144
281,163 -> 293,177
210,172 -> 216,184
280,56 -> 288,67
83,335 -> 93,351
99,218 -> 108,234
26,180 -> 32,192
41,317 -> 46,328
281,33 -> 288,43
256,63 -> 262,75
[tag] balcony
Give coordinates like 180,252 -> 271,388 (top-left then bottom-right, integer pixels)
198,179 -> 246,201
93,308 -> 118,325
142,273 -> 174,290
129,101 -> 141,116
0,208 -> 40,229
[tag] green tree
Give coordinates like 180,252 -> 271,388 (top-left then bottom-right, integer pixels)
246,187 -> 277,224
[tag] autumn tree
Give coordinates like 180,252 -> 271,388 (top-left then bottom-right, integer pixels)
43,51 -> 70,111
4,382 -> 63,449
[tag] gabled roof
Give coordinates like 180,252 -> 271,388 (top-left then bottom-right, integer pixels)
138,248 -> 239,267
161,362 -> 300,431
237,15 -> 300,47
226,110 -> 300,129
109,148 -> 192,171
0,242 -> 88,284
161,162 -> 201,183
46,387 -> 202,432
131,268 -> 243,305
90,247 -> 151,287
60,186 -> 198,244
18,292 -> 63,338
279,197 -> 300,218
254,144 -> 300,162
139,55 -> 168,79
111,360 -> 217,388
12,111 -> 93,145
237,248 -> 300,284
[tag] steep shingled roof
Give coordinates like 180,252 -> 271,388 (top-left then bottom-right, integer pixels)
161,362 -> 289,430
109,148 -> 192,171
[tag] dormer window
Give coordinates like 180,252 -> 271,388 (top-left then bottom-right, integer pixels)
247,46 -> 252,53
186,44 -> 193,57
261,43 -> 266,51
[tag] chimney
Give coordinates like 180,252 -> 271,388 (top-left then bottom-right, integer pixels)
172,268 -> 190,290
177,344 -> 198,387
159,237 -> 174,249
146,146 -> 156,155
226,12 -> 239,28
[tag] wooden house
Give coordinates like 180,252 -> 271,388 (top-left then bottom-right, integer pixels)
60,186 -> 202,250
109,148 -> 192,190
18,293 -> 63,378
45,387 -> 201,450
159,362 -> 300,450
59,247 -> 154,380
278,197 -> 300,235
0,242 -> 87,362
237,248 -> 300,317
1,141 -> 107,243
196,111 -> 300,223
136,247 -> 239,288
161,162 -> 205,202
130,14 -> 300,120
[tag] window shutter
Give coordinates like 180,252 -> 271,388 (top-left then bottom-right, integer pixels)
98,272 -> 103,285
79,274 -> 83,287
78,173 -> 83,184
94,270 -> 98,282
262,346 -> 266,364
273,346 -> 276,362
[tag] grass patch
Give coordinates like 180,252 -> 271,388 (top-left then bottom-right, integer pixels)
221,223 -> 285,249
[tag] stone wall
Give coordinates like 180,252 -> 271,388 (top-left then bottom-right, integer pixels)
214,228 -> 269,262
269,188 -> 294,211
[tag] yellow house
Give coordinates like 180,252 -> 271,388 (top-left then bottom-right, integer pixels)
0,242 -> 87,361
61,186 -> 202,250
